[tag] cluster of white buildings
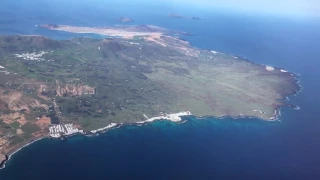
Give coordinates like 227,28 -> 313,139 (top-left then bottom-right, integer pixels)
253,109 -> 266,114
48,112 -> 192,138
266,66 -> 289,73
139,111 -> 192,123
0,70 -> 9,75
0,65 -> 10,74
49,124 -> 83,138
15,51 -> 48,61
211,50 -> 219,54
129,42 -> 140,45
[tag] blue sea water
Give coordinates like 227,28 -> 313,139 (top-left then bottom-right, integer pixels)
0,0 -> 320,179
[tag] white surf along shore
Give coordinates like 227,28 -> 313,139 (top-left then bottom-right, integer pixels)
0,111 -> 192,169
265,65 -> 289,73
48,111 -> 192,138
0,137 -> 44,170
265,65 -> 275,71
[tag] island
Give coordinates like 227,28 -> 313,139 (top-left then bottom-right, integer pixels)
168,13 -> 187,19
168,14 -> 202,20
191,17 -> 201,20
0,24 -> 300,168
119,17 -> 134,23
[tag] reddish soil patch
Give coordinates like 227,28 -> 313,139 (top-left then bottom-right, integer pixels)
36,116 -> 51,129
17,118 -> 28,126
32,131 -> 46,138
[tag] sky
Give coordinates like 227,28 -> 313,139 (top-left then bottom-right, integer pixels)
4,0 -> 318,19
169,0 -> 320,18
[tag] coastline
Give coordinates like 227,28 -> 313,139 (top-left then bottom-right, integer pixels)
0,93 -> 302,170
0,47 -> 301,170
0,112 -> 192,169
0,136 -> 46,169
0,25 -> 302,171
88,111 -> 192,135
0,71 -> 302,170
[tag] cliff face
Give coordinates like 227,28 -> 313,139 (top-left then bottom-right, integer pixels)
35,81 -> 95,97
0,153 -> 6,167
0,138 -> 7,168
55,82 -> 95,97
0,138 -> 6,147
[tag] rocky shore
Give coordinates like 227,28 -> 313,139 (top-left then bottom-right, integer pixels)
0,25 -> 300,170
0,137 -> 45,169
0,111 -> 192,169
0,154 -> 7,168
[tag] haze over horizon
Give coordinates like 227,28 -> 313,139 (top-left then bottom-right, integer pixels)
2,0 -> 319,19
169,0 -> 320,18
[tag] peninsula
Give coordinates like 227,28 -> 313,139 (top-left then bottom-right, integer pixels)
0,24 -> 300,168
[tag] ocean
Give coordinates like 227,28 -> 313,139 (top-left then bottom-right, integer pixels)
0,0 -> 320,179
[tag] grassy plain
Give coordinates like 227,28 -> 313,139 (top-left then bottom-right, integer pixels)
0,33 -> 299,159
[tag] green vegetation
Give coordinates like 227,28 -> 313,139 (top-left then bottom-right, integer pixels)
0,120 -> 11,130
0,35 -> 299,134
21,123 -> 40,135
8,136 -> 24,146
9,122 -> 20,129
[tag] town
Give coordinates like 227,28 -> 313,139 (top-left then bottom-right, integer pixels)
49,124 -> 83,138
15,51 -> 49,61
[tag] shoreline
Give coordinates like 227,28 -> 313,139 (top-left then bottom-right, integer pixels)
0,112 -> 192,169
0,57 -> 302,170
88,111 -> 192,135
0,26 -> 302,170
0,94 -> 301,170
0,136 -> 46,169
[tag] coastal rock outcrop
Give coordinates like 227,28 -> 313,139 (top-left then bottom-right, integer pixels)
0,153 -> 6,168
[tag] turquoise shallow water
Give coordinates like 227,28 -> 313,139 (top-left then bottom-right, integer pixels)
0,0 -> 320,179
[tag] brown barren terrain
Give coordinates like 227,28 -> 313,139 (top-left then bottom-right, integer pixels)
0,24 -> 300,168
